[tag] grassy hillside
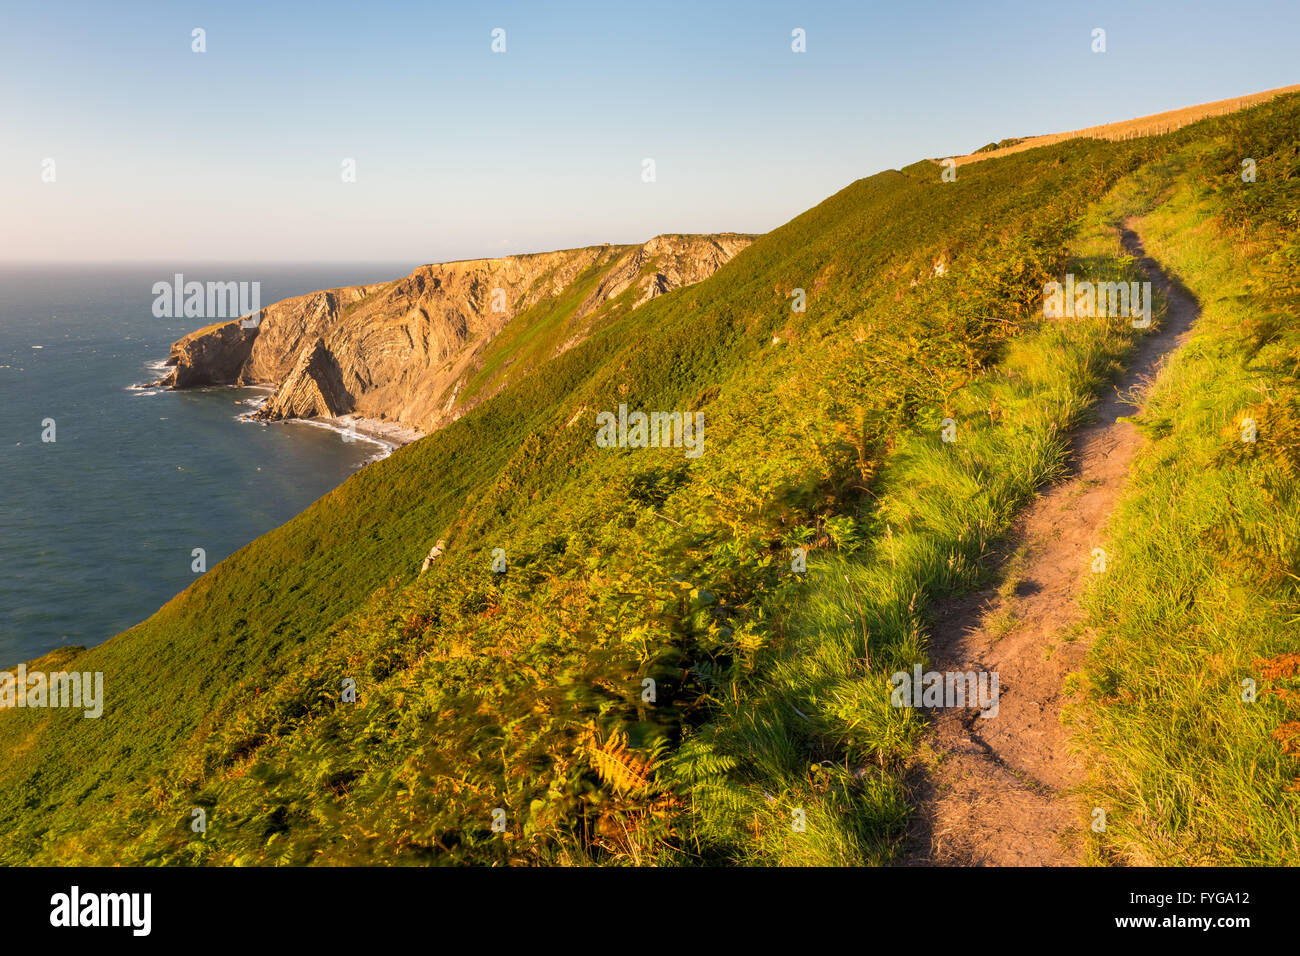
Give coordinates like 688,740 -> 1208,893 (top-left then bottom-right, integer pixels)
2,93 -> 1296,865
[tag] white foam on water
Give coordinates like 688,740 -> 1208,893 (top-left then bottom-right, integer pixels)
292,417 -> 397,462
231,410 -> 392,464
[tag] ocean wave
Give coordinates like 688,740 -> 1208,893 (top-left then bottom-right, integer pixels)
289,418 -> 397,459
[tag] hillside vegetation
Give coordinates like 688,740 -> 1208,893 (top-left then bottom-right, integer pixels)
2,92 -> 1296,866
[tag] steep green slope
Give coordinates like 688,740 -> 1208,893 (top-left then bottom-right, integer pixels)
2,93 -> 1296,866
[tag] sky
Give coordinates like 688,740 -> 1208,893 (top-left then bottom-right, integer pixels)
2,0 -> 1297,263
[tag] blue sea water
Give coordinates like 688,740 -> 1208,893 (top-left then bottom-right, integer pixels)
0,263 -> 415,666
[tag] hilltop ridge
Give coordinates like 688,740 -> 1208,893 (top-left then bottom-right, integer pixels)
948,82 -> 1300,165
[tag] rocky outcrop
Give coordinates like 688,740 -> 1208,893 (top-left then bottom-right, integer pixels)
258,338 -> 353,420
573,233 -> 754,314
164,320 -> 257,387
160,233 -> 754,434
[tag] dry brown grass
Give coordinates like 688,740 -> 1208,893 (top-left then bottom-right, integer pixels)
950,84 -> 1300,167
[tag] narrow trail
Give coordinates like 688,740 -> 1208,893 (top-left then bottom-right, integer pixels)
901,223 -> 1200,866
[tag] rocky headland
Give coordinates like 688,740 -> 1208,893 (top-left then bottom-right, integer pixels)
156,233 -> 754,437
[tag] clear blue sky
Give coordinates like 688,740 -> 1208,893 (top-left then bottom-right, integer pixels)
2,0 -> 1296,262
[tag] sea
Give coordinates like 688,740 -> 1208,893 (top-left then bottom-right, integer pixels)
0,263 -> 415,666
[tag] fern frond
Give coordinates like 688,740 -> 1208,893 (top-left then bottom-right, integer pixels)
583,725 -> 657,795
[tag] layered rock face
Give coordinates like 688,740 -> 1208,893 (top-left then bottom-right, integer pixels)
260,338 -> 353,420
159,233 -> 753,433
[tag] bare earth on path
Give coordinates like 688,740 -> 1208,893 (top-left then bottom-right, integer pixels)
901,224 -> 1201,866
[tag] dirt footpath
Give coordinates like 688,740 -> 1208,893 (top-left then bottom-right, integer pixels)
901,225 -> 1200,865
